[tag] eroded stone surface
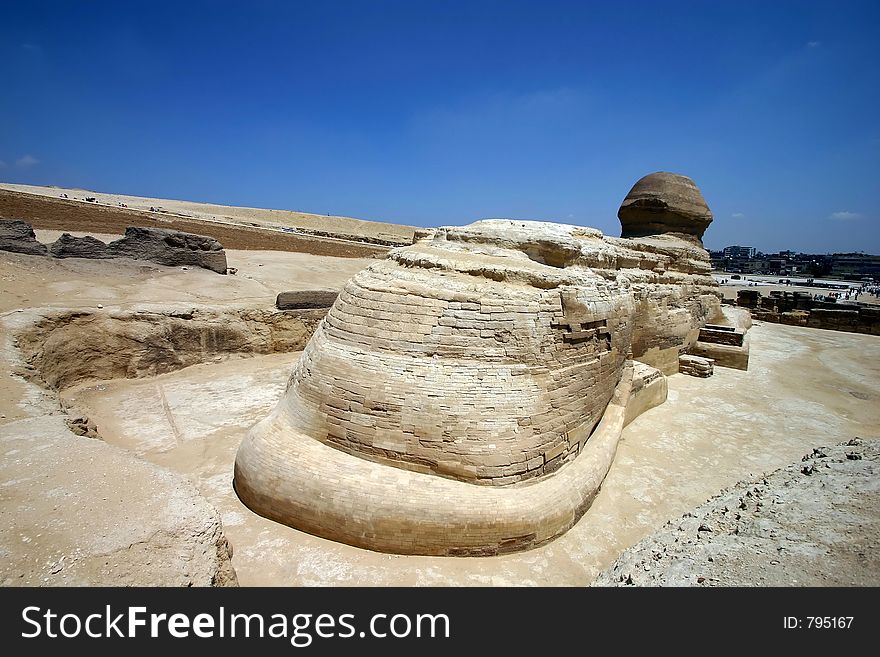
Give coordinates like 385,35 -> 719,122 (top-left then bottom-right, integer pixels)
0,415 -> 237,586
108,226 -> 228,274
0,218 -> 48,256
67,321 -> 879,584
2,220 -> 229,273
626,361 -> 668,425
49,232 -> 112,259
1,307 -> 245,586
15,305 -> 325,390
235,195 -> 723,554
0,246 -> 373,587
618,172 -> 713,241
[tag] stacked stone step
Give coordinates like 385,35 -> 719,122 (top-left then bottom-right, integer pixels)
736,289 -> 760,308
679,354 -> 714,377
698,324 -> 744,347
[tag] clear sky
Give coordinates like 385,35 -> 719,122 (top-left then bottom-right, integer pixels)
2,1 -> 878,254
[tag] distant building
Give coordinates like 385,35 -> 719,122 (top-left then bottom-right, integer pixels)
711,247 -> 878,278
722,245 -> 756,259
830,253 -> 880,279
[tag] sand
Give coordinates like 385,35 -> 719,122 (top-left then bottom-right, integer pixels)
1,183 -> 415,245
2,247 -> 877,585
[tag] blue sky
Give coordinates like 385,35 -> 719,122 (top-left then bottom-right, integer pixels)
2,1 -> 878,253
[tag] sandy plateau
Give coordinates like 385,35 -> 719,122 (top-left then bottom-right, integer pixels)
2,230 -> 878,585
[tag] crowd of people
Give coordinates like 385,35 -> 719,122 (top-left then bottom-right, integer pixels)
855,282 -> 880,300
817,283 -> 878,303
717,274 -> 880,304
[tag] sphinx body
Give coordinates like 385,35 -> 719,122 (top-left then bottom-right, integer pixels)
234,173 -> 721,555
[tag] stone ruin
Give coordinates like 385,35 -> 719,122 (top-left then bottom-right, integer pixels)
0,219 -> 48,256
678,354 -> 715,378
234,172 -> 730,556
0,220 -> 228,274
737,288 -> 880,336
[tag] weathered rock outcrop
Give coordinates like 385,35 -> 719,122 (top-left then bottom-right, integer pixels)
16,305 -> 326,390
49,232 -> 112,259
0,218 -> 48,256
268,222 -> 637,487
1,219 -> 230,273
276,290 -> 339,310
108,226 -> 228,273
593,439 -> 879,587
618,172 -> 713,241
0,415 -> 238,586
235,173 -> 722,556
604,233 -> 721,373
2,305 -> 238,586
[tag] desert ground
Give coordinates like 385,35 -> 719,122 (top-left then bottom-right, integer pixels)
0,183 -> 415,246
2,222 -> 878,585
0,185 -> 411,259
595,438 -> 879,586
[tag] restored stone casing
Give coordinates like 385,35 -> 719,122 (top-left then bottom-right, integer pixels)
268,222 -> 634,485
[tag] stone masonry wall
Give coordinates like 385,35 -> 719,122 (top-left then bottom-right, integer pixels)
235,174 -> 725,555
754,307 -> 880,335
280,248 -> 634,485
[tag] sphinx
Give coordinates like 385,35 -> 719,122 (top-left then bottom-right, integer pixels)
234,172 -> 721,555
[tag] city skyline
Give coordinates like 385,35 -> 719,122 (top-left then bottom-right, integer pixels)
712,244 -> 877,257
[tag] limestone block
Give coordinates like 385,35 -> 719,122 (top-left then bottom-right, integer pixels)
737,289 -> 760,308
679,354 -> 714,377
689,339 -> 750,371
276,290 -> 339,310
699,325 -> 745,347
